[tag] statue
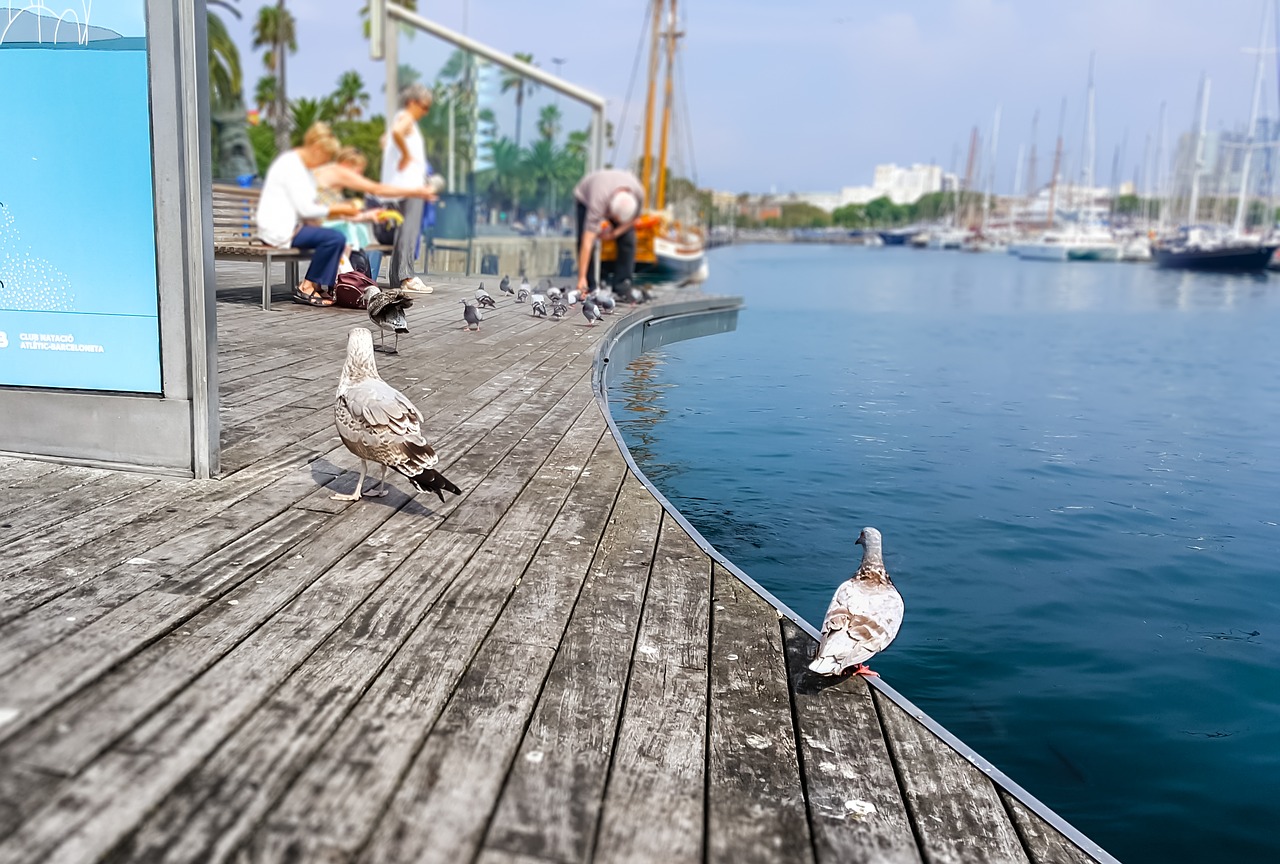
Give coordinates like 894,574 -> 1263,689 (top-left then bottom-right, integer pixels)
211,101 -> 258,182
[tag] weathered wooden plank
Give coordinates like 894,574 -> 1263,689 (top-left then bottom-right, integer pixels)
98,529 -> 484,864
483,470 -> 663,863
0,495 -> 424,862
242,401 -> 605,863
592,514 -> 711,864
357,435 -> 627,864
780,619 -> 921,864
707,566 -> 814,864
872,687 -> 1031,864
0,471 -> 160,546
998,791 -> 1098,864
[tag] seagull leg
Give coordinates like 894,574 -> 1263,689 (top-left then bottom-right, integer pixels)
331,460 -> 368,501
851,664 -> 880,678
370,464 -> 390,497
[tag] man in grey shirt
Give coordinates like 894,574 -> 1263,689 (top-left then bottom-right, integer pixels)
574,169 -> 644,299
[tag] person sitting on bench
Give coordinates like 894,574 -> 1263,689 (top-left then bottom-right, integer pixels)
255,122 -> 362,306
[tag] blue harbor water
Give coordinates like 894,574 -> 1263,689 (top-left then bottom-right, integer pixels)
609,244 -> 1280,864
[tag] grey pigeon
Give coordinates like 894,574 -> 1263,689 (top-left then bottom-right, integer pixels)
581,297 -> 603,325
591,288 -> 616,315
332,327 -> 462,503
809,527 -> 904,677
530,294 -> 548,317
476,284 -> 496,309
517,283 -> 531,303
550,301 -> 567,320
519,275 -> 531,298
461,298 -> 482,331
499,274 -> 513,295
546,286 -> 562,304
361,285 -> 412,354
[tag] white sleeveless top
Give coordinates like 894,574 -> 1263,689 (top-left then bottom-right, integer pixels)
381,110 -> 428,197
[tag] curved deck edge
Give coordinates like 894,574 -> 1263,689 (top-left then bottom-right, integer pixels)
591,294 -> 1121,864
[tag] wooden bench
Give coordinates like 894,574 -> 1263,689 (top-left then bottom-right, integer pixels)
212,183 -> 392,311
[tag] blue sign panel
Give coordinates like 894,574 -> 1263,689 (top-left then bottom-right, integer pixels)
0,2 -> 161,393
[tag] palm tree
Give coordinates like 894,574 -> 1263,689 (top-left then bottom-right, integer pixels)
331,71 -> 370,120
254,75 -> 278,117
537,103 -> 562,144
252,2 -> 298,153
500,52 -> 537,148
207,1 -> 243,110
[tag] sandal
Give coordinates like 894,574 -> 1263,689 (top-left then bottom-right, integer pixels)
292,286 -> 333,307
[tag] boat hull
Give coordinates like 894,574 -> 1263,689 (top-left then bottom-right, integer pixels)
1010,243 -> 1069,261
1153,244 -> 1279,272
1066,246 -> 1120,261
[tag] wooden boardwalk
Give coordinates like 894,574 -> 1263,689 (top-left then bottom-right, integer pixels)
0,263 -> 1115,863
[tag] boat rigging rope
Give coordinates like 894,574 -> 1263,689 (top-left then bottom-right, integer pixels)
612,0 -> 656,169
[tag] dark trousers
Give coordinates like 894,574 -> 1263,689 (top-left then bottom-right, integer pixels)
391,197 -> 425,285
576,201 -> 636,292
292,225 -> 346,288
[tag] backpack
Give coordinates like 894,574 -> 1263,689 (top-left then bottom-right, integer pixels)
334,269 -> 377,309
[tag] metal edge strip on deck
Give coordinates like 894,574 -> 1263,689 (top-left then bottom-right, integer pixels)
590,294 -> 1122,864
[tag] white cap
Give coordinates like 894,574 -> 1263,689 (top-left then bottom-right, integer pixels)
607,190 -> 640,224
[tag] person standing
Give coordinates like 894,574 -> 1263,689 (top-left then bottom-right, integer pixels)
255,122 -> 361,306
574,168 -> 644,300
381,83 -> 436,295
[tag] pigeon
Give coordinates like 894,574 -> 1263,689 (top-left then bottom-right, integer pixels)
546,286 -> 563,305
581,297 -> 603,325
461,298 -> 482,331
499,274 -> 513,295
361,285 -> 412,354
591,288 -> 616,315
332,327 -> 462,503
530,293 -> 548,318
476,284 -> 496,309
809,527 -> 904,677
518,276 -> 531,301
550,301 -> 567,320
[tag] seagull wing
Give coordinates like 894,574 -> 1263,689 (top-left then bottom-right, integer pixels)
335,379 -> 438,475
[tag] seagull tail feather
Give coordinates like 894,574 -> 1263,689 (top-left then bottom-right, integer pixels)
409,468 -> 463,502
807,653 -> 845,676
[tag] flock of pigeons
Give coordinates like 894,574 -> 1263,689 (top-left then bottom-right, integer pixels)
335,276 -> 903,680
459,274 -> 627,332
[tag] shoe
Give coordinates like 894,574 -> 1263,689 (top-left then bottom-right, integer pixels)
400,276 -> 433,294
292,286 -> 334,306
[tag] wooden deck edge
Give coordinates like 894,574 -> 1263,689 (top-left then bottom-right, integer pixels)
590,295 -> 1122,864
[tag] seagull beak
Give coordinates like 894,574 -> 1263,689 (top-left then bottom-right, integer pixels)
855,533 -> 865,546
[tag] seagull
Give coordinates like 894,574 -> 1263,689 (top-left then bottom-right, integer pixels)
530,293 -> 548,318
581,297 -> 603,325
499,274 -> 513,295
809,527 -> 904,677
332,327 -> 462,503
550,301 -> 567,320
461,298 -> 482,331
591,288 -> 616,315
476,284 -> 496,309
361,285 -> 412,354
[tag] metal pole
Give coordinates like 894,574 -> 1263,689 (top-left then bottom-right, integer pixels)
385,14 -> 398,126
386,3 -> 605,110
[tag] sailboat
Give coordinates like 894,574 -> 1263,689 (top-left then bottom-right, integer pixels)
1153,8 -> 1279,272
602,0 -> 707,284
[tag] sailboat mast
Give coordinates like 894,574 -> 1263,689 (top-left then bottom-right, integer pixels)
655,0 -> 680,211
1155,101 -> 1167,231
983,105 -> 1001,232
1047,99 -> 1066,230
1188,75 -> 1211,225
1233,1 -> 1271,235
640,0 -> 663,205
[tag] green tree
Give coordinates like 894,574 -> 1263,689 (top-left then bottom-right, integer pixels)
537,103 -> 562,144
207,1 -> 243,110
864,196 -> 907,226
288,97 -> 338,145
832,203 -> 867,227
330,70 -> 370,120
253,2 -> 298,153
332,117 -> 388,179
254,74 -> 278,117
500,52 -> 537,148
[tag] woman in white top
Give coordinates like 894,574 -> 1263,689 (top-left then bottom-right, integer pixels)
380,83 -> 434,294
256,123 -> 364,306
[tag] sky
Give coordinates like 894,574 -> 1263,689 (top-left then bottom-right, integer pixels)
219,0 -> 1275,195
